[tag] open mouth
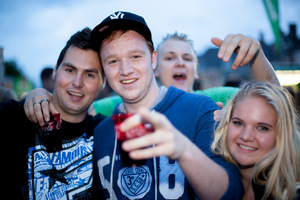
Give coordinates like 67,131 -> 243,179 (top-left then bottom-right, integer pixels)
173,73 -> 187,81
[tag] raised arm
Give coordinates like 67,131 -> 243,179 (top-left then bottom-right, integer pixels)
211,34 -> 280,86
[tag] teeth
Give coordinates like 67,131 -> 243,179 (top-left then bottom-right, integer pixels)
173,73 -> 186,78
69,91 -> 84,97
174,73 -> 183,76
239,144 -> 256,151
121,79 -> 136,84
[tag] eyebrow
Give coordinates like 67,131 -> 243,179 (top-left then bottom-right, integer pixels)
62,62 -> 76,68
163,51 -> 193,57
103,50 -> 146,62
62,62 -> 99,73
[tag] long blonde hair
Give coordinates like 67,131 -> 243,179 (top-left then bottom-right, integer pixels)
211,82 -> 300,200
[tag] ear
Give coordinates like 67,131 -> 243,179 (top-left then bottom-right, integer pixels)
101,77 -> 107,90
194,72 -> 199,79
53,65 -> 58,79
193,61 -> 199,79
151,50 -> 158,71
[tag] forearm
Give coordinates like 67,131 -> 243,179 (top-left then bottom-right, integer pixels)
250,47 -> 280,86
177,140 -> 228,199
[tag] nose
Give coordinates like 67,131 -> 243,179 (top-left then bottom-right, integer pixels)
72,74 -> 84,88
175,57 -> 184,67
120,59 -> 134,76
239,127 -> 255,142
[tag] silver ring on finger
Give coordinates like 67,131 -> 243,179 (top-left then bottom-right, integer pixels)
33,101 -> 41,106
40,98 -> 49,103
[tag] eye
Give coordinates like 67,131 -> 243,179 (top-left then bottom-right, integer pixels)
165,56 -> 173,61
232,120 -> 243,126
133,55 -> 141,59
107,59 -> 118,65
86,73 -> 95,78
66,68 -> 73,73
257,126 -> 269,131
183,55 -> 193,62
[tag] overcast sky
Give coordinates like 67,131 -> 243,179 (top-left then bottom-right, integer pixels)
0,0 -> 299,87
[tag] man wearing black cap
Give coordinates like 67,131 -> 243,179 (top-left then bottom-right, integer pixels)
92,11 -> 243,199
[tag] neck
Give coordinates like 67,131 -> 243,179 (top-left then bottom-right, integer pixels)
240,167 -> 255,200
52,94 -> 86,123
123,81 -> 160,113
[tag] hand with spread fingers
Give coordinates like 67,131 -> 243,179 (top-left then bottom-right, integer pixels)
211,34 -> 261,70
24,88 -> 58,126
211,34 -> 280,86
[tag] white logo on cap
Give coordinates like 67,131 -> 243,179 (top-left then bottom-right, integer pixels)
110,12 -> 124,20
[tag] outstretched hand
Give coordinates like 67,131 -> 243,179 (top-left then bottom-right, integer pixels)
24,88 -> 58,126
211,34 -> 260,70
120,108 -> 191,161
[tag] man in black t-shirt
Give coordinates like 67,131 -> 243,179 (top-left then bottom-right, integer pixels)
0,28 -> 106,199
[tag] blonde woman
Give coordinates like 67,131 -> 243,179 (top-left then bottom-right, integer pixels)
211,82 -> 300,200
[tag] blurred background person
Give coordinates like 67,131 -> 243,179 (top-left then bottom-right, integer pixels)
41,67 -> 55,92
0,85 -> 17,102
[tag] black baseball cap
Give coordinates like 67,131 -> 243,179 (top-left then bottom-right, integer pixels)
91,11 -> 153,50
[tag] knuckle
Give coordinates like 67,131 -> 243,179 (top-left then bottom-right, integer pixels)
226,34 -> 234,39
33,104 -> 41,112
237,33 -> 244,38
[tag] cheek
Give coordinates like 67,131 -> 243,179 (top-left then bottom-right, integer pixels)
159,61 -> 173,72
187,64 -> 196,76
258,134 -> 276,152
103,67 -> 117,82
87,82 -> 101,93
227,126 -> 239,149
55,74 -> 69,88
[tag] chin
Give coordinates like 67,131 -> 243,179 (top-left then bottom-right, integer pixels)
176,85 -> 188,92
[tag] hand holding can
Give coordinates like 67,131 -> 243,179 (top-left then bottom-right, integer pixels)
112,113 -> 154,166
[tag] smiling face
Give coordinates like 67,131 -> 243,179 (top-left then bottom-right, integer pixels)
52,46 -> 104,122
100,30 -> 159,112
227,96 -> 277,168
156,39 -> 198,93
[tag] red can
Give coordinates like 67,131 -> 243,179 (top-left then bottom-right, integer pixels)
112,113 -> 154,166
39,113 -> 62,151
112,113 -> 154,141
39,113 -> 61,134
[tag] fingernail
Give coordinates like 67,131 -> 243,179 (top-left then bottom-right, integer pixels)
223,56 -> 229,62
119,123 -> 125,131
218,53 -> 223,58
122,141 -> 129,151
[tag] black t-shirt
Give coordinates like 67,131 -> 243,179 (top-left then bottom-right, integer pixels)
0,99 -> 105,199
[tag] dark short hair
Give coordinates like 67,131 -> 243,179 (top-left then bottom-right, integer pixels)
55,27 -> 104,80
56,28 -> 98,68
41,67 -> 53,80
